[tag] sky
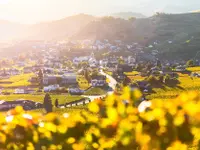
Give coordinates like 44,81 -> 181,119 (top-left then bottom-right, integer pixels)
0,0 -> 153,24
0,0 -> 199,24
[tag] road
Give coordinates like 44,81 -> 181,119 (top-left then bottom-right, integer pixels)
60,70 -> 117,108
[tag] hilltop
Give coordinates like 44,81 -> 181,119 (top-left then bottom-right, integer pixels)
110,12 -> 146,19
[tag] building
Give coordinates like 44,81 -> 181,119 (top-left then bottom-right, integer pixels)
14,88 -> 35,94
61,75 -> 77,85
91,75 -> 106,87
117,64 -> 133,72
14,88 -> 26,94
43,75 -> 57,85
68,87 -> 84,95
44,84 -> 60,92
23,67 -> 33,74
43,74 -> 77,86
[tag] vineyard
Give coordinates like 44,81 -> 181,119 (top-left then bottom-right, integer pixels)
0,87 -> 200,150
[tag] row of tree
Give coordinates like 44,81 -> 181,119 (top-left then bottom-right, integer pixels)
43,93 -> 59,113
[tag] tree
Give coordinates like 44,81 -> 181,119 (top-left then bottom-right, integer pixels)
156,59 -> 162,68
84,69 -> 91,83
118,57 -> 125,64
78,61 -> 88,69
123,75 -> 131,86
55,99 -> 59,108
186,60 -> 194,67
91,69 -> 99,77
38,69 -> 43,89
43,93 -> 53,113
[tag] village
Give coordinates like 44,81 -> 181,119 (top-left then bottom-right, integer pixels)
0,39 -> 199,112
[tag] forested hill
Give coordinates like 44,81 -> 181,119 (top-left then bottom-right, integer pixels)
73,13 -> 200,59
2,13 -> 200,59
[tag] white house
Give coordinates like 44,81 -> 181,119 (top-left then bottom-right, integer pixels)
68,87 -> 84,94
14,88 -> 26,94
73,56 -> 89,65
44,84 -> 60,92
175,66 -> 186,72
128,56 -> 136,64
91,76 -> 106,87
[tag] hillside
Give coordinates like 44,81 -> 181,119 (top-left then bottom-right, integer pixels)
24,14 -> 97,40
110,12 -> 146,19
2,13 -> 200,59
0,14 -> 96,41
74,13 -> 200,59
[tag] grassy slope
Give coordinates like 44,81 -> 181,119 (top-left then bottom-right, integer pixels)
148,67 -> 200,100
0,73 -> 36,88
84,87 -> 107,95
0,94 -> 83,104
77,75 -> 90,90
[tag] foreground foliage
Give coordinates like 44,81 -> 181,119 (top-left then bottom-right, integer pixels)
1,87 -> 200,150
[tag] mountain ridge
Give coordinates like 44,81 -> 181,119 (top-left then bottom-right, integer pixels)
110,12 -> 146,19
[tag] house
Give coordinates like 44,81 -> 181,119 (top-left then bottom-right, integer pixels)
61,75 -> 77,85
9,69 -> 20,75
17,62 -> 25,67
14,88 -> 27,94
88,57 -> 98,67
43,75 -> 57,85
127,56 -> 136,64
23,67 -> 33,74
43,68 -> 54,74
43,74 -> 77,86
175,66 -> 186,72
136,81 -> 151,91
117,64 -> 133,73
68,86 -> 84,95
99,59 -> 108,67
73,56 -> 89,65
44,84 -> 60,92
91,75 -> 106,87
26,88 -> 35,94
14,88 -> 35,94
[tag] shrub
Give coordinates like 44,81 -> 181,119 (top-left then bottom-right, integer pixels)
1,88 -> 200,149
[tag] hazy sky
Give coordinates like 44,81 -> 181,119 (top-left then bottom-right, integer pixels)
0,0 -> 199,24
0,0 -> 154,23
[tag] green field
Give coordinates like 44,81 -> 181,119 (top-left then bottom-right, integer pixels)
77,75 -> 91,90
124,71 -> 139,76
84,87 -> 107,95
0,94 -> 83,104
0,73 -> 36,88
147,67 -> 200,100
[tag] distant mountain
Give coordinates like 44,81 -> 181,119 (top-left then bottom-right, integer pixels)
3,12 -> 200,59
0,14 -> 97,41
24,14 -> 97,40
74,12 -> 200,59
110,12 -> 146,19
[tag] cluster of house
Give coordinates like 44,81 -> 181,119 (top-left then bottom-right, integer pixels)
61,39 -> 144,52
42,72 -> 107,94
